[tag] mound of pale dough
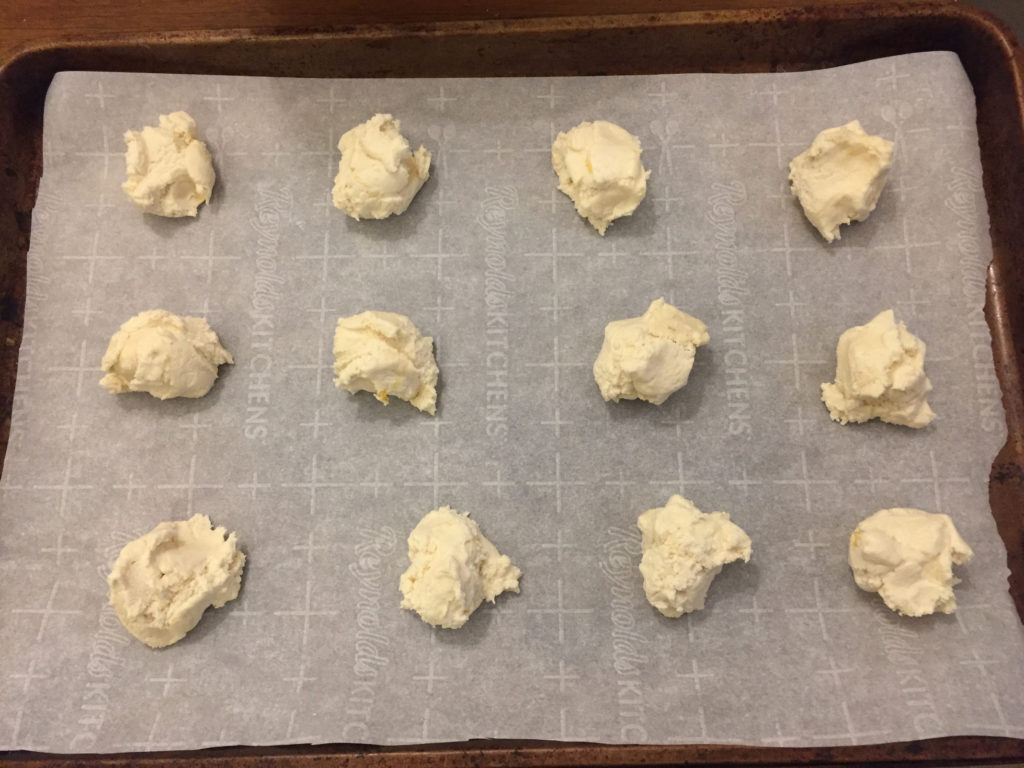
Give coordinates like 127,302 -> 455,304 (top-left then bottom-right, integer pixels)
333,310 -> 439,415
332,113 -> 431,219
400,506 -> 521,629
122,111 -> 215,217
593,298 -> 709,405
108,514 -> 245,648
552,120 -> 650,235
849,508 -> 973,617
821,309 -> 934,428
638,494 -> 751,617
100,310 -> 233,400
788,120 -> 893,242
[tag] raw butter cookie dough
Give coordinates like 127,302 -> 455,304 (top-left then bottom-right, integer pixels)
333,310 -> 439,415
821,309 -> 934,428
100,309 -> 233,400
552,120 -> 650,235
332,113 -> 431,219
593,298 -> 709,405
638,494 -> 751,617
399,506 -> 521,629
108,514 -> 245,648
122,111 -> 215,217
789,120 -> 893,242
849,508 -> 973,617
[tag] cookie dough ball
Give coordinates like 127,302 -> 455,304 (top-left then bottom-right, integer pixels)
593,298 -> 709,405
821,309 -> 934,428
399,506 -> 521,629
333,310 -> 439,415
100,310 -> 233,400
638,494 -> 751,617
108,515 -> 245,648
788,120 -> 893,242
122,111 -> 215,217
332,113 -> 431,220
849,508 -> 973,616
552,120 -> 650,235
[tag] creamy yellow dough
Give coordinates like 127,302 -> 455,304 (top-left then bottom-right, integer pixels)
100,310 -> 233,400
332,310 -> 439,415
122,111 -> 215,217
821,309 -> 934,428
332,113 -> 431,220
399,506 -> 520,629
552,120 -> 650,235
638,495 -> 751,617
593,298 -> 709,405
108,515 -> 245,648
789,120 -> 893,242
849,508 -> 972,617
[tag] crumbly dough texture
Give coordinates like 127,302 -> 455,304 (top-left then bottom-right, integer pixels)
552,120 -> 650,235
637,495 -> 751,617
593,298 -> 709,405
332,310 -> 439,414
821,309 -> 934,428
332,113 -> 431,219
100,309 -> 234,400
108,514 -> 245,648
788,120 -> 894,242
399,506 -> 521,629
122,111 -> 215,217
849,508 -> 973,617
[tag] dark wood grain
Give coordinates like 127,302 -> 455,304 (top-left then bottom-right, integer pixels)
0,1 -> 1022,767
4,735 -> 1024,766
0,0 -> 944,61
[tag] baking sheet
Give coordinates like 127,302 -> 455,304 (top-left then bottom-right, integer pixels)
1,52 -> 1023,752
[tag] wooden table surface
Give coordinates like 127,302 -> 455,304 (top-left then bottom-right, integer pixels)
0,0 -> 951,69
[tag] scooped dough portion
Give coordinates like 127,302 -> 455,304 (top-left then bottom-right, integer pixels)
849,508 -> 973,617
333,310 -> 438,414
552,120 -> 650,235
593,298 -> 709,405
122,111 -> 215,217
788,120 -> 894,242
821,309 -> 934,428
638,494 -> 751,617
108,514 -> 245,648
100,310 -> 233,400
399,506 -> 521,629
332,113 -> 431,219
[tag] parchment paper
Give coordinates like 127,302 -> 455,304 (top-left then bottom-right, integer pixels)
2,52 -> 1023,752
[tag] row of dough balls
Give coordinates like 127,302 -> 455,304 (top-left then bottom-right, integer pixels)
99,303 -> 943,651
121,110 -> 894,242
108,499 -> 973,649
105,111 -> 932,651
100,299 -> 936,430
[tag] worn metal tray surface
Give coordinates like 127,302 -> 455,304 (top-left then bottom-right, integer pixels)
1,2 -> 1023,766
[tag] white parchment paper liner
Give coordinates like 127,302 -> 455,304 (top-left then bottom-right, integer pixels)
1,52 -> 1022,752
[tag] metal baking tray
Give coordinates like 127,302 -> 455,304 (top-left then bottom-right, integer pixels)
2,2 -> 1023,765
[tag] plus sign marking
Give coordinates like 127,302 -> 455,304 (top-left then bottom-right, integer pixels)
273,580 -> 338,650
9,658 -> 49,694
148,664 -> 186,698
156,454 -> 224,516
784,578 -> 853,643
774,450 -> 837,514
11,581 -> 82,642
1,61 -> 1020,753
84,81 -> 116,109
526,578 -> 592,644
